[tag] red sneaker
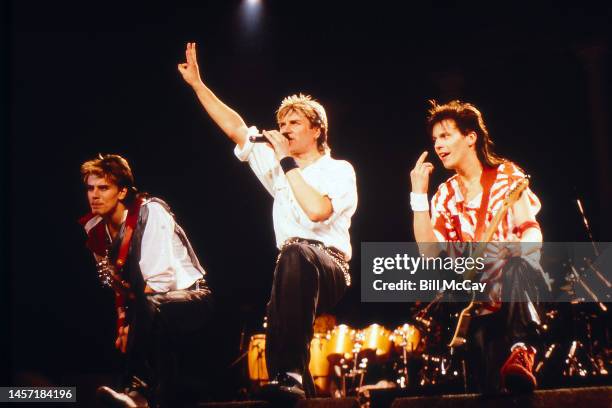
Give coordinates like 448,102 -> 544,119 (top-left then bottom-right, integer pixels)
500,345 -> 537,392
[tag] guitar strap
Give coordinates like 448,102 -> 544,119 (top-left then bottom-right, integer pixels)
115,196 -> 145,270
473,166 -> 498,242
112,196 -> 145,333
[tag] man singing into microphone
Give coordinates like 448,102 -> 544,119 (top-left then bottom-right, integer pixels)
178,42 -> 357,399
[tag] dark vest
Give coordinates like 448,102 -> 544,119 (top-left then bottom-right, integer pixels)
113,197 -> 205,299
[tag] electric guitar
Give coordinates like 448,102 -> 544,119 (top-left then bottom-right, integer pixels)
96,250 -> 131,292
447,177 -> 530,348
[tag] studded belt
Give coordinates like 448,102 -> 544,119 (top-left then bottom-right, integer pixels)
278,237 -> 351,287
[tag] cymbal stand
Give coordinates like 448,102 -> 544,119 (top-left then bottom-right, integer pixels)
576,198 -> 599,257
337,343 -> 368,397
395,336 -> 410,388
560,264 -> 608,377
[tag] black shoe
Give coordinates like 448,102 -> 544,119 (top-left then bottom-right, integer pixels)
96,377 -> 150,408
261,373 -> 306,402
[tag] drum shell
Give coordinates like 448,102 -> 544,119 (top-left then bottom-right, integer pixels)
309,333 -> 330,377
309,333 -> 331,394
359,323 -> 393,360
327,324 -> 356,362
248,334 -> 268,382
391,324 -> 421,354
249,333 -> 333,391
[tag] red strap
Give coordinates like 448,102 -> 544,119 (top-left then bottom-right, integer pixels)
115,197 -> 145,269
474,166 -> 498,241
113,197 -> 144,333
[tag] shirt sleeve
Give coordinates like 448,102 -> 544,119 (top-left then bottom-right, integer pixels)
315,160 -> 358,224
234,126 -> 279,196
504,162 -> 542,217
139,202 -> 177,292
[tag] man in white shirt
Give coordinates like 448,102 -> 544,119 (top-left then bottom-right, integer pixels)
178,42 -> 357,399
79,154 -> 211,408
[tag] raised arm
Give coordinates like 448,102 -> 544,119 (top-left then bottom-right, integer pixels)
178,42 -> 249,148
410,151 -> 440,257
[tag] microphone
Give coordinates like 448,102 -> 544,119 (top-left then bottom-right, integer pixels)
249,134 -> 269,143
248,133 -> 291,143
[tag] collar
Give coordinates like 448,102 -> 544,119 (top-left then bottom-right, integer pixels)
300,152 -> 330,171
79,199 -> 143,258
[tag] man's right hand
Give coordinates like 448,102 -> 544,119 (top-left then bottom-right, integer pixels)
178,42 -> 204,88
177,41 -> 249,146
410,151 -> 434,193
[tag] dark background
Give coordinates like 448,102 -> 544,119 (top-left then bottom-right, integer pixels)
5,0 -> 611,401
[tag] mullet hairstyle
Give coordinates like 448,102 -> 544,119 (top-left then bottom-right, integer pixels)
426,100 -> 506,168
276,94 -> 329,153
80,154 -> 138,203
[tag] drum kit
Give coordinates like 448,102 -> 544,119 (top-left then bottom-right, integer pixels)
244,276 -> 610,400
246,316 -> 433,398
240,199 -> 611,402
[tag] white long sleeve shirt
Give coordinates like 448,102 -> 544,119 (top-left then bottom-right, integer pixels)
138,202 -> 203,292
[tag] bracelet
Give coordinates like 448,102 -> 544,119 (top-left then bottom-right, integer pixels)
280,156 -> 299,173
410,192 -> 429,212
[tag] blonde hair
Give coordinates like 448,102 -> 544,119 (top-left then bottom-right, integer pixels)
81,153 -> 137,202
276,94 -> 329,153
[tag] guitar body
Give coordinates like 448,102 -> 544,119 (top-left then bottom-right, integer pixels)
445,177 -> 530,349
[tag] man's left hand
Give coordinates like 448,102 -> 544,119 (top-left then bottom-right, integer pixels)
115,324 -> 129,354
263,130 -> 291,161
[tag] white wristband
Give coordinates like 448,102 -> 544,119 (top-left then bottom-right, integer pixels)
410,192 -> 429,212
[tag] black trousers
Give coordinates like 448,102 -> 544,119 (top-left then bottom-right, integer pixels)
125,283 -> 212,406
265,242 -> 348,397
466,257 -> 544,394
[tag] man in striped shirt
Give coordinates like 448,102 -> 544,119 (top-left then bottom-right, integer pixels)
410,100 -> 548,394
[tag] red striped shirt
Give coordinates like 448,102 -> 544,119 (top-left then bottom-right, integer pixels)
430,162 -> 541,309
